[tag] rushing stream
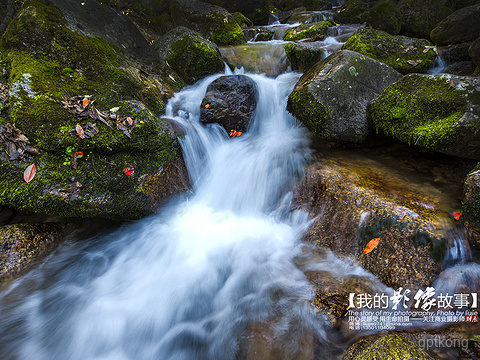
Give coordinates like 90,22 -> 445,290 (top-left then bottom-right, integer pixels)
1,16 -> 479,360
0,71 -> 363,359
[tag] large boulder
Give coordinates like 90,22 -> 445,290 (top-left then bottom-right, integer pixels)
397,0 -> 452,41
158,27 -> 225,85
200,75 -> 258,133
0,223 -> 65,281
202,0 -> 270,25
430,4 -> 480,45
342,28 -> 437,75
368,74 -> 480,160
469,37 -> 480,68
284,42 -> 327,72
333,0 -> 371,24
0,0 -> 190,220
366,0 -> 401,35
286,50 -> 402,145
463,165 -> 480,249
170,0 -> 246,46
291,154 -> 466,290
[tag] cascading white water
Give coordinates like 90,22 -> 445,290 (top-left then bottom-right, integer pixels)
0,72 -> 352,359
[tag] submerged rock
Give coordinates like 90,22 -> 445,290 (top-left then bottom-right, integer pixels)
0,223 -> 65,281
291,153 -> 465,290
200,75 -> 258,133
286,50 -> 401,145
342,28 -> 437,75
368,73 -> 480,160
158,27 -> 225,85
430,4 -> 480,46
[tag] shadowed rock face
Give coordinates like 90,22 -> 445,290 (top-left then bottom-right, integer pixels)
200,75 -> 258,133
0,223 -> 65,281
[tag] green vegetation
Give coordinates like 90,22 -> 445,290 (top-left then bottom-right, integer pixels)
342,28 -> 436,74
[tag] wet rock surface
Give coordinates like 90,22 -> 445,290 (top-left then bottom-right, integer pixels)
200,75 -> 258,133
291,149 -> 474,290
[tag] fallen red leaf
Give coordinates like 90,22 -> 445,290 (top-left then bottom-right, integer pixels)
229,129 -> 242,138
83,98 -> 89,108
453,211 -> 462,220
123,165 -> 134,176
363,237 -> 380,254
205,104 -> 210,109
23,163 -> 36,183
74,151 -> 83,159
76,124 -> 85,139
126,117 -> 133,126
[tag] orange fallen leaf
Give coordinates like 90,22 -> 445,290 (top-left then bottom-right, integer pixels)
24,163 -> 36,183
205,104 -> 210,109
363,237 -> 380,254
126,117 -> 133,125
74,151 -> 83,159
83,97 -> 89,108
123,165 -> 134,176
453,211 -> 462,220
229,129 -> 242,138
76,124 -> 85,139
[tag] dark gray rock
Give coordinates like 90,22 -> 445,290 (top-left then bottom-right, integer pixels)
444,61 -> 475,75
200,75 -> 258,133
469,37 -> 480,67
430,4 -> 480,45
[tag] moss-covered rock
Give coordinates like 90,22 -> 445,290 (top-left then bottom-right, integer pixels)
463,164 -> 480,248
333,0 -> 370,24
202,0 -> 270,25
284,42 -> 327,72
469,37 -> 480,68
0,0 -> 189,220
232,12 -> 252,29
0,223 -> 65,281
342,334 -> 433,360
291,154 -> 460,290
430,4 -> 480,45
398,0 -> 452,41
283,19 -> 335,41
254,30 -> 273,42
171,0 -> 246,46
368,73 -> 480,160
158,27 -> 225,85
342,28 -> 437,74
287,50 -> 402,145
366,0 -> 401,35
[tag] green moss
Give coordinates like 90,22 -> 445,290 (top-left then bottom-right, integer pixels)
167,35 -> 224,84
287,86 -> 330,138
283,20 -> 335,41
368,74 -> 468,152
333,0 -> 370,24
284,43 -> 325,72
366,0 -> 401,35
232,12 -> 250,28
210,12 -> 246,46
343,334 -> 433,360
0,0 -> 183,219
342,28 -> 436,74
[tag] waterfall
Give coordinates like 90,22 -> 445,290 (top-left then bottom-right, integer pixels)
0,71 -> 351,359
